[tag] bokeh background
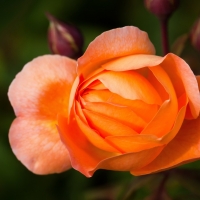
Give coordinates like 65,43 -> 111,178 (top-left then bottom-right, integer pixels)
1,0 -> 200,199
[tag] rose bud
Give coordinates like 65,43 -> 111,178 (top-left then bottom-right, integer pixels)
8,27 -> 200,177
190,17 -> 200,51
47,14 -> 83,59
144,0 -> 179,20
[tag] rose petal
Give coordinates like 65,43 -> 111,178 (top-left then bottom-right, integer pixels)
8,55 -> 77,174
74,101 -> 119,153
141,66 -> 178,137
147,69 -> 169,102
9,117 -> 71,174
57,114 -> 118,177
105,135 -> 163,153
103,53 -> 200,119
81,90 -> 159,122
131,114 -> 200,176
89,146 -> 164,176
81,89 -> 111,103
83,101 -> 146,132
162,54 -> 200,119
83,109 -> 139,137
58,114 -> 164,177
78,26 -> 155,78
105,100 -> 187,153
97,70 -> 162,105
8,55 -> 77,118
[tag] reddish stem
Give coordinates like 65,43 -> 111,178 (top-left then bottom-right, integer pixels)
154,172 -> 169,200
160,18 -> 170,55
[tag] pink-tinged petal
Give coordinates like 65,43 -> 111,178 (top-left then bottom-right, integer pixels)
78,26 -> 155,78
103,53 -> 200,119
8,55 -> 77,118
132,114 -> 200,176
57,114 -> 118,177
9,117 -> 71,174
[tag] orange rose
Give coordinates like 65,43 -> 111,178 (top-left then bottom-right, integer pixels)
8,26 -> 200,177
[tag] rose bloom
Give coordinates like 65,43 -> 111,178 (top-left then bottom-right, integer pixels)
8,26 -> 200,177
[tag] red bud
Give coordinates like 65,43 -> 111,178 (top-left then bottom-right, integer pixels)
47,13 -> 84,59
144,0 -> 179,20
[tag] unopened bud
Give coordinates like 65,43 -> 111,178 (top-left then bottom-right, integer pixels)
47,13 -> 84,59
144,0 -> 179,20
190,17 -> 200,51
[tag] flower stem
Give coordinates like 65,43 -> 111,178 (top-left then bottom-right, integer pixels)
160,18 -> 170,55
153,171 -> 169,200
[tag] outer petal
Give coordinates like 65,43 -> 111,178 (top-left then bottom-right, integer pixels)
8,55 -> 77,118
92,145 -> 164,175
58,114 -> 164,177
9,117 -> 71,174
131,114 -> 200,176
8,55 -> 77,174
57,114 -> 119,177
103,53 -> 200,119
140,65 -> 178,137
78,26 -> 155,78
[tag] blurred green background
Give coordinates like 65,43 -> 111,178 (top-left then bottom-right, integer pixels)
1,0 -> 200,199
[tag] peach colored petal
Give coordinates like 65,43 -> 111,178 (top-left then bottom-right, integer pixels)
81,89 -> 112,103
82,90 -> 159,123
77,26 -> 155,78
162,54 -> 200,119
102,54 -> 162,71
131,114 -> 200,176
9,117 -> 71,174
74,101 -> 119,153
97,70 -> 162,105
83,109 -> 138,137
105,135 -> 163,153
57,114 -> 118,177
107,96 -> 159,123
68,76 -> 79,117
75,100 -> 88,124
87,80 -> 107,90
161,99 -> 187,144
147,69 -> 169,102
89,146 -> 164,176
83,101 -> 146,132
103,53 -> 200,119
105,100 -> 187,153
141,66 -> 178,137
8,55 -> 77,118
